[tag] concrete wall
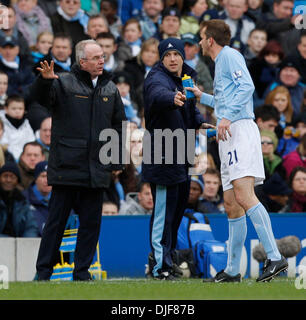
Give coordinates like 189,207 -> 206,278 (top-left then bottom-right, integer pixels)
0,238 -> 40,282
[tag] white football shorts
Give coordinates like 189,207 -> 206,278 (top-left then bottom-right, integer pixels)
218,118 -> 265,191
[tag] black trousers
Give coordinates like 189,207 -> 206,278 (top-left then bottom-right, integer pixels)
149,180 -> 190,276
36,185 -> 104,280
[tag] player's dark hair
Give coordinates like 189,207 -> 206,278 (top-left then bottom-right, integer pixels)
200,20 -> 231,47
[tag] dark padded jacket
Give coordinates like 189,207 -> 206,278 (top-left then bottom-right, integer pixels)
142,62 -> 205,186
30,64 -> 126,188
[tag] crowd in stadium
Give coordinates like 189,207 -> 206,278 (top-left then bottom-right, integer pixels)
0,0 -> 305,238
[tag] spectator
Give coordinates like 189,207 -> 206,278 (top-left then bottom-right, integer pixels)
130,128 -> 144,173
254,104 -> 280,133
281,121 -> 304,155
17,141 -> 45,190
155,7 -> 181,41
100,0 -> 122,40
256,0 -> 303,55
119,182 -> 154,215
23,161 -> 51,236
286,31 -> 306,86
0,36 -> 35,96
122,18 -> 143,57
33,33 -> 73,75
0,71 -> 8,108
86,14 -> 109,40
0,118 -> 16,166
186,175 -> 209,213
201,168 -> 224,213
113,71 -> 141,126
264,56 -> 305,118
193,151 -> 217,175
283,134 -> 306,178
180,0 -> 208,35
244,28 -> 267,67
246,0 -> 264,22
260,129 -> 285,180
0,5 -> 31,62
36,116 -> 51,161
181,32 -> 213,93
96,31 -> 126,72
31,31 -> 54,64
136,0 -> 164,40
218,0 -> 256,52
265,86 -> 294,132
50,0 -> 89,48
14,0 -> 52,48
288,167 -> 306,213
0,163 -> 39,237
102,201 -> 119,216
0,95 -> 35,161
248,40 -> 284,106
124,37 -> 160,111
255,172 -> 292,213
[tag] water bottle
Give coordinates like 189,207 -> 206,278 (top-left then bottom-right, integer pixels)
182,74 -> 195,99
206,128 -> 216,139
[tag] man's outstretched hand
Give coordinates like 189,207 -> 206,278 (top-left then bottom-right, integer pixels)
36,60 -> 59,79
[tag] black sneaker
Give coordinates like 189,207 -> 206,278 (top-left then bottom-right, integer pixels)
203,270 -> 241,283
256,256 -> 288,282
153,271 -> 177,281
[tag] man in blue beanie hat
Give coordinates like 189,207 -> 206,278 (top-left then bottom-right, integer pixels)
142,37 -> 215,280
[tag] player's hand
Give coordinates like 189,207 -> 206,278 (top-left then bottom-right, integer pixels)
184,85 -> 203,99
174,91 -> 186,107
36,60 -> 59,79
218,118 -> 232,141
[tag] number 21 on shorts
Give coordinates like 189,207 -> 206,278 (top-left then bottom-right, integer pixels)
228,149 -> 238,166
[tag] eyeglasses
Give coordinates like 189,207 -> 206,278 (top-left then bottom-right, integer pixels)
82,55 -> 106,62
261,141 -> 274,145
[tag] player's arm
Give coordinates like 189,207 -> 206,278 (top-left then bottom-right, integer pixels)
185,85 -> 215,108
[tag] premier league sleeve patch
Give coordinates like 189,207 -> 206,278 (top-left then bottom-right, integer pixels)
233,70 -> 242,80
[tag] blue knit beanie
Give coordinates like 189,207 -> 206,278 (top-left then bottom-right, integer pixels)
0,163 -> 21,182
158,37 -> 185,61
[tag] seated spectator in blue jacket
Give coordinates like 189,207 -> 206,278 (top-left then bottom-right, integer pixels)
23,161 -> 51,237
201,168 -> 224,213
0,163 -> 39,237
0,36 -> 35,96
186,175 -> 209,214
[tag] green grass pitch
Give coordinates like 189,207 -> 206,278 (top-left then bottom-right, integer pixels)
0,278 -> 305,300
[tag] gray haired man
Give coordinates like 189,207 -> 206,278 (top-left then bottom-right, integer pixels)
31,39 -> 126,281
